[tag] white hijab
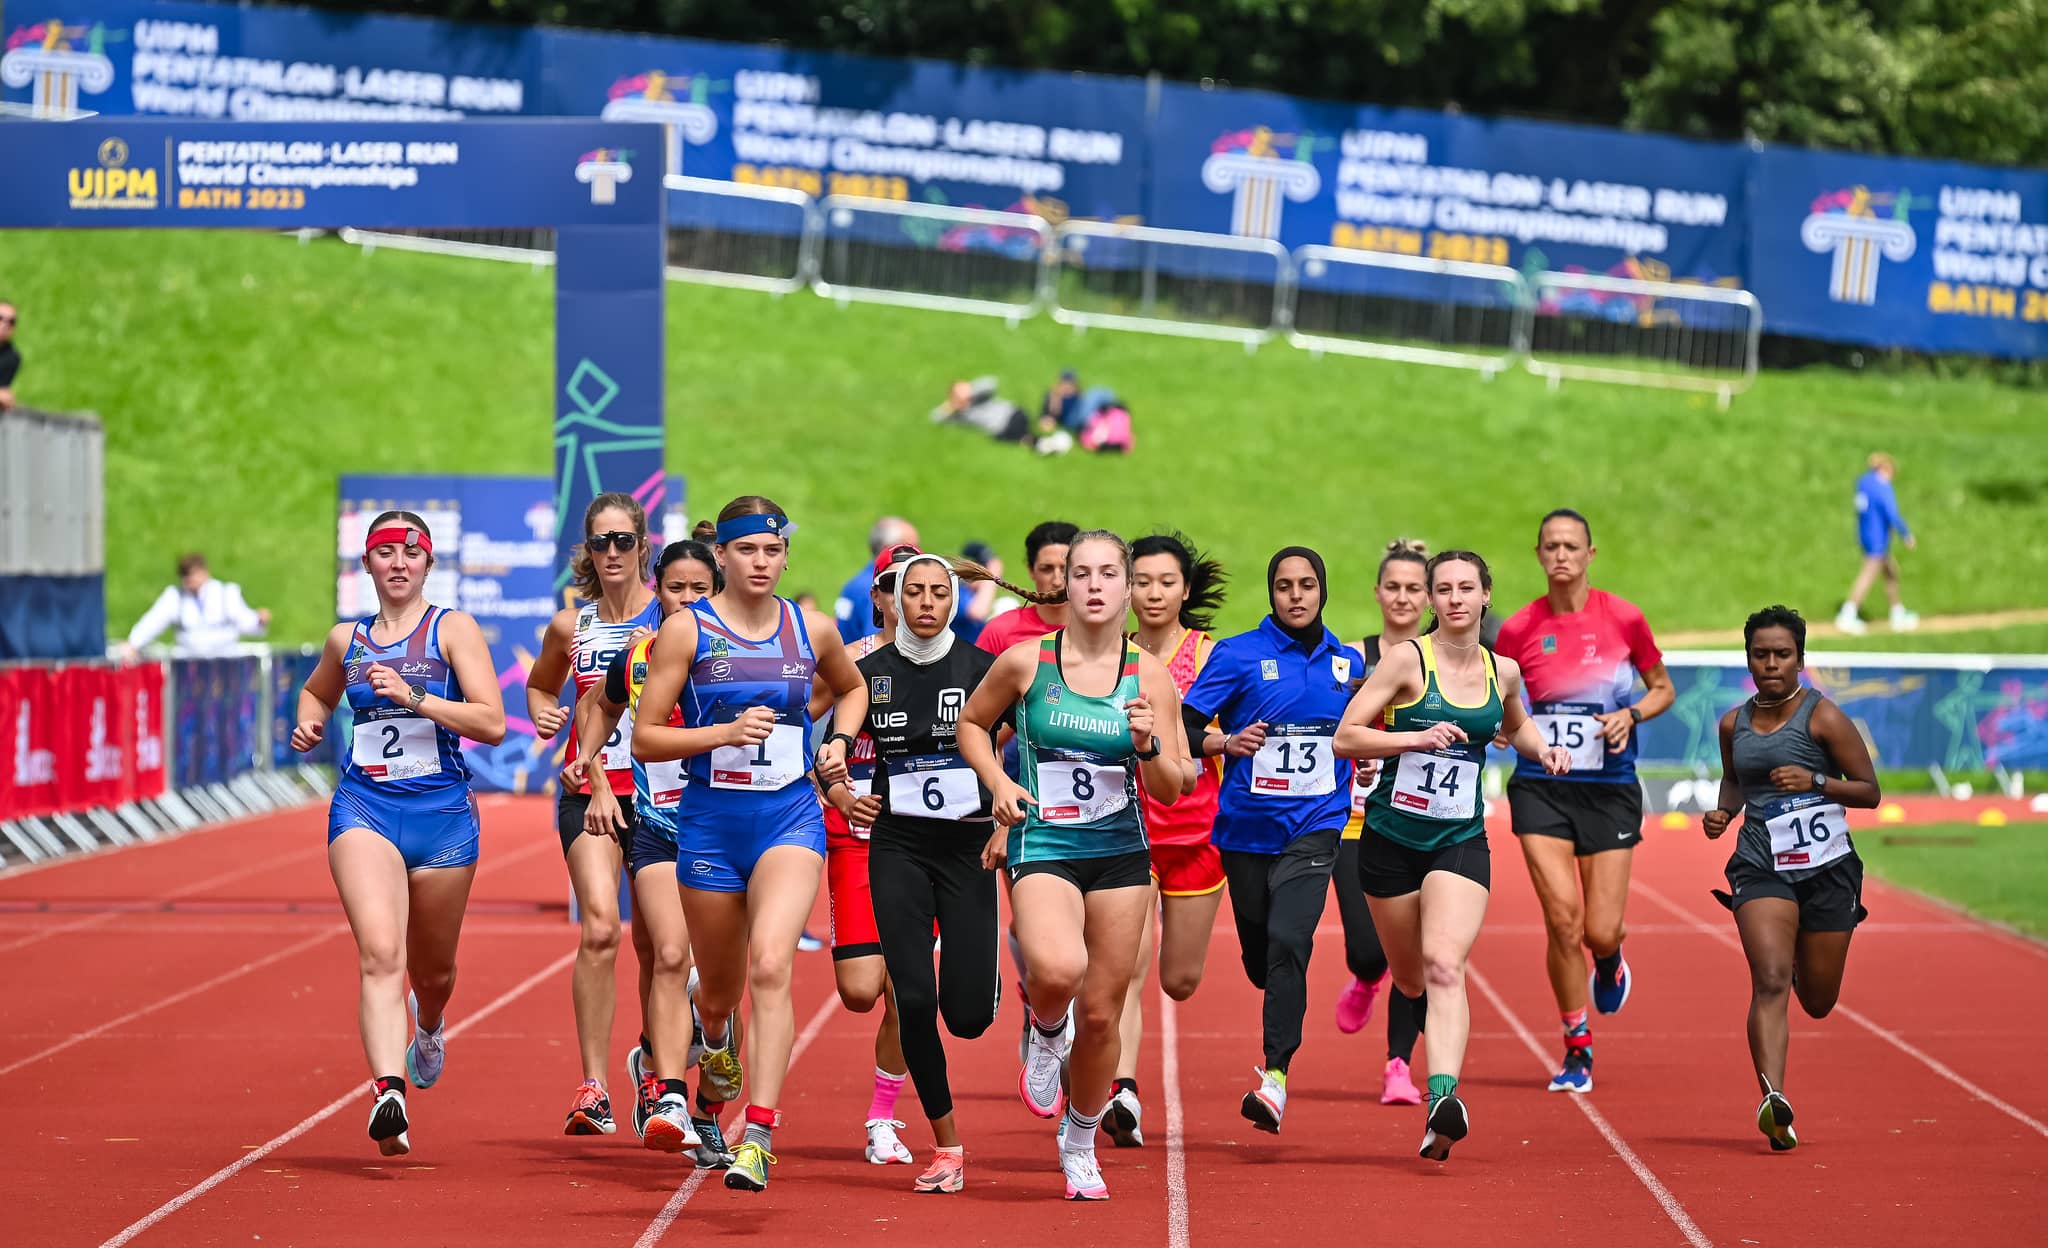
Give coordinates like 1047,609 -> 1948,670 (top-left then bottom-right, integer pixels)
891,553 -> 959,665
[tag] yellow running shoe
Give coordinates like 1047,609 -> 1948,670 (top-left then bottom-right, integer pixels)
698,1014 -> 745,1103
723,1140 -> 776,1191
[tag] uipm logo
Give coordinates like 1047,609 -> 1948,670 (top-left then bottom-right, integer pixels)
1800,187 -> 1917,306
576,147 -> 634,205
2,20 -> 117,120
1203,126 -> 1323,241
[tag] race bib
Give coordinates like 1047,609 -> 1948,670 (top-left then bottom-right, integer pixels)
1251,720 -> 1337,796
708,706 -> 806,791
600,706 -> 637,772
1531,700 -> 1607,772
646,756 -> 687,809
1351,759 -> 1381,814
888,753 -> 984,822
846,762 -> 875,838
1390,749 -> 1479,821
1036,749 -> 1130,824
1764,795 -> 1852,872
352,715 -> 441,782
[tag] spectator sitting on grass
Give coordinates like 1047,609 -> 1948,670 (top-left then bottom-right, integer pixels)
0,300 -> 20,412
931,376 -> 1029,445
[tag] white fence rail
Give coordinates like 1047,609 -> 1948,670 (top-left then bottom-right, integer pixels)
1289,247 -> 1529,377
664,175 -> 814,295
1525,272 -> 1763,407
1049,222 -> 1293,347
812,196 -> 1050,322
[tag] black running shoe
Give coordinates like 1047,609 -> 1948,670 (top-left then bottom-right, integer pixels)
690,1118 -> 735,1169
1757,1089 -> 1798,1151
1419,1092 -> 1468,1161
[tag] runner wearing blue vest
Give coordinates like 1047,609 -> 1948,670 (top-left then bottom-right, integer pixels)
1180,545 -> 1355,1134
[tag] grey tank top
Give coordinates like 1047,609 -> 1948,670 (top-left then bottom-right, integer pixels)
1730,690 -> 1853,879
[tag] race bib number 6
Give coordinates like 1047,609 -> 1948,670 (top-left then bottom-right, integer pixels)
888,754 -> 983,822
1530,700 -> 1607,772
709,706 -> 806,791
1251,721 -> 1338,797
1037,750 -> 1130,824
1390,749 -> 1479,821
352,715 -> 441,782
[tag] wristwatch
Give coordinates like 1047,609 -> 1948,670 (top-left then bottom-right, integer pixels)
407,684 -> 427,709
1134,737 -> 1162,761
819,732 -> 856,759
1810,770 -> 1827,793
1627,706 -> 1644,724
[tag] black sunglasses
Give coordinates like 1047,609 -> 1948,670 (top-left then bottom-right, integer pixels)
587,531 -> 641,553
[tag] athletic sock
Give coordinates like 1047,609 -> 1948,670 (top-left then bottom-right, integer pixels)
1403,989 -> 1428,1033
1113,1076 -> 1139,1098
1031,1007 -> 1070,1039
1060,1104 -> 1104,1152
702,1023 -> 729,1052
743,1104 -> 775,1151
1387,991 -> 1422,1063
868,1067 -> 907,1121
639,1031 -> 654,1055
1426,1073 -> 1458,1102
695,1090 -> 724,1119
1594,948 -> 1624,986
934,1144 -> 964,1159
374,1075 -> 406,1096
659,1077 -> 689,1101
1562,1006 -> 1593,1051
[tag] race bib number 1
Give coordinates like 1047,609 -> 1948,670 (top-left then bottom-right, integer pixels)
1251,721 -> 1337,796
1390,749 -> 1479,821
709,707 -> 806,791
352,715 -> 441,782
1531,700 -> 1607,772
1764,795 -> 1852,872
1036,750 -> 1130,825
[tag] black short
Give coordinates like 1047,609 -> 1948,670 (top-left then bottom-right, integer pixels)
1508,776 -> 1642,854
1716,853 -> 1868,932
1010,849 -> 1153,894
1356,824 -> 1490,898
556,789 -> 638,856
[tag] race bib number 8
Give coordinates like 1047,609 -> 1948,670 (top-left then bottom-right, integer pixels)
1764,796 -> 1851,871
352,715 -> 441,782
601,706 -> 637,772
1037,750 -> 1130,825
1531,700 -> 1607,772
1251,721 -> 1337,796
709,707 -> 806,791
888,754 -> 983,822
1390,749 -> 1479,821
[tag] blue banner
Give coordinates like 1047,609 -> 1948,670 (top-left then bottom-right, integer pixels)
169,653 -> 258,788
1749,146 -> 2048,359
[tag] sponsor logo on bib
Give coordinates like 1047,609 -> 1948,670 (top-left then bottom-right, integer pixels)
1261,659 -> 1279,680
1046,684 -> 1063,704
871,676 -> 892,703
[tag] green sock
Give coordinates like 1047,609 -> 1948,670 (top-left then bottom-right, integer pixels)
1426,1073 -> 1458,1100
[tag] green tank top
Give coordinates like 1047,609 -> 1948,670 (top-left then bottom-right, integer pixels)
1365,636 -> 1503,852
1012,633 -> 1149,864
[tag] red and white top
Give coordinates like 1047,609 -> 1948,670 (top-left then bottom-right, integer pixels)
1494,588 -> 1663,786
566,596 -> 663,797
1141,629 -> 1221,848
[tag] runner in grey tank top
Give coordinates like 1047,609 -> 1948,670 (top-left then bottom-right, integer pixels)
1702,606 -> 1880,1155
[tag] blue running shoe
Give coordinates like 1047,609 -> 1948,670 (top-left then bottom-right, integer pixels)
1590,957 -> 1632,1015
1547,1048 -> 1593,1094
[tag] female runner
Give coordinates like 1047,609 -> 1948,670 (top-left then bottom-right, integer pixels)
1334,550 -> 1570,1162
1703,605 -> 1878,1151
958,529 -> 1193,1201
1104,532 -> 1227,1147
292,513 -> 506,1155
825,553 -> 1005,1193
631,495 -> 868,1192
525,492 -> 664,1135
1332,539 -> 1428,1106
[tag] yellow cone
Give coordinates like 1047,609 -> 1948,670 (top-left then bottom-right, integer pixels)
1660,811 -> 1689,830
1878,803 -> 1906,824
1977,809 -> 2009,827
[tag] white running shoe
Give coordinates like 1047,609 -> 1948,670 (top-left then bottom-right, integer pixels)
1240,1066 -> 1286,1134
405,991 -> 444,1090
1835,604 -> 1868,635
1019,1011 -> 1072,1119
1060,1146 -> 1108,1200
865,1118 -> 914,1165
368,1086 -> 410,1156
643,1094 -> 702,1154
685,967 -> 707,1068
626,1044 -> 656,1139
1104,1087 -> 1144,1148
1890,604 -> 1920,631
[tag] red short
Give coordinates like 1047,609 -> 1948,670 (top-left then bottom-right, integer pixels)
1150,841 -> 1226,897
824,806 -> 881,959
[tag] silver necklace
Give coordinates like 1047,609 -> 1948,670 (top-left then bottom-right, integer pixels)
1752,687 -> 1804,709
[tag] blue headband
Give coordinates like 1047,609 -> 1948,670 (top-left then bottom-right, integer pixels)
715,513 -> 792,545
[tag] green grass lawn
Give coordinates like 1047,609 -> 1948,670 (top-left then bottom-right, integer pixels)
1858,820 -> 2048,937
6,228 -> 2048,646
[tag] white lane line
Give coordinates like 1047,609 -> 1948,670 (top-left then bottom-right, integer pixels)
96,949 -> 576,1248
634,988 -> 843,1247
1467,963 -> 1714,1248
1632,880 -> 2048,1139
0,927 -> 342,1078
1159,985 -> 1189,1248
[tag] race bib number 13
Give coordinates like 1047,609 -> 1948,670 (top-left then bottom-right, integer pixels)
1251,721 -> 1337,796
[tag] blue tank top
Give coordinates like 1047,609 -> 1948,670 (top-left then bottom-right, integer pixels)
339,607 -> 472,796
678,597 -> 817,798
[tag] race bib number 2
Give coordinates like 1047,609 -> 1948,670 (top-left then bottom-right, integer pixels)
1390,749 -> 1478,821
352,715 -> 441,782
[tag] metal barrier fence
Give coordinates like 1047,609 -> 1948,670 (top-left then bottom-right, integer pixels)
0,406 -> 102,581
1525,271 -> 1763,407
1048,221 -> 1293,347
332,192 -> 1764,396
813,195 -> 1050,322
1289,247 -> 1529,377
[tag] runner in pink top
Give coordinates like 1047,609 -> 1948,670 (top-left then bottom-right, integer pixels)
976,521 -> 1078,656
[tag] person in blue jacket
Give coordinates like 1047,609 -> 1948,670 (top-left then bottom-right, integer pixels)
1835,453 -> 1918,635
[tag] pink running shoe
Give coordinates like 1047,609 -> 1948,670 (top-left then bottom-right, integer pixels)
1381,1057 -> 1422,1106
1336,971 -> 1388,1035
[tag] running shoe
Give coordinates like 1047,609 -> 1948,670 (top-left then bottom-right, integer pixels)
1240,1066 -> 1287,1134
1419,1092 -> 1469,1161
405,991 -> 445,1090
1757,1087 -> 1798,1151
564,1078 -> 615,1136
915,1150 -> 965,1194
723,1140 -> 776,1191
698,1014 -> 746,1104
643,1094 -> 702,1154
797,930 -> 825,952
1016,982 -> 1030,1063
1890,604 -> 1920,632
368,1085 -> 410,1157
865,1118 -> 913,1165
685,968 -> 707,1068
1019,1011 -> 1072,1119
690,1117 -> 735,1169
1336,971 -> 1387,1035
1060,1146 -> 1108,1201
1104,1086 -> 1145,1148
1548,1048 -> 1594,1094
1834,603 -> 1868,636
626,1045 -> 657,1139
1591,957 -> 1633,1015
1381,1057 -> 1422,1106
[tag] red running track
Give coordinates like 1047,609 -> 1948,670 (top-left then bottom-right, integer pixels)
1,795 -> 2043,1246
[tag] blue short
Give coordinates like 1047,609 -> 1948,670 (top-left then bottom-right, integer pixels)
673,789 -> 827,893
328,783 -> 480,871
629,805 -> 682,877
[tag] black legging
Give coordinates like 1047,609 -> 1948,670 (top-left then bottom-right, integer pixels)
1222,829 -> 1339,1073
869,818 -> 1001,1123
1333,834 -> 1423,1063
